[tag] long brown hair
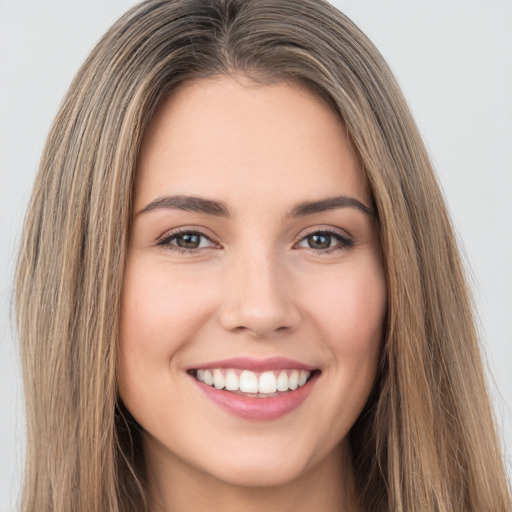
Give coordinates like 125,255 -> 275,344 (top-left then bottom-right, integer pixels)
15,0 -> 511,510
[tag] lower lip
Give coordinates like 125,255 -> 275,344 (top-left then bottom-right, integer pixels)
191,372 -> 319,421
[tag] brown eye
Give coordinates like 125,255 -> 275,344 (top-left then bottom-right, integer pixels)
176,233 -> 201,249
157,230 -> 216,251
296,230 -> 354,252
307,233 -> 332,249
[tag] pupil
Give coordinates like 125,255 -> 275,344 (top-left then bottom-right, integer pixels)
177,233 -> 200,248
309,234 -> 331,249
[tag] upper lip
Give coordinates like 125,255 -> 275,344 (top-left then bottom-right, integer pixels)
187,357 -> 317,372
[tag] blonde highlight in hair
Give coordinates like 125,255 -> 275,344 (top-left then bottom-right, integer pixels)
15,1 -> 511,510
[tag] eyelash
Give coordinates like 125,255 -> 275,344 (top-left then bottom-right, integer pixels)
156,228 -> 354,254
156,228 -> 219,254
296,229 -> 354,254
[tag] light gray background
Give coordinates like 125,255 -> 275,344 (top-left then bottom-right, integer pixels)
1,1 -> 511,509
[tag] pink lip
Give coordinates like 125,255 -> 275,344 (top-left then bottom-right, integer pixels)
187,357 -> 317,372
189,368 -> 319,421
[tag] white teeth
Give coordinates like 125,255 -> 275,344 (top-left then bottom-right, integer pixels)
225,370 -> 239,391
203,369 -> 214,386
239,370 -> 259,393
276,370 -> 289,392
259,371 -> 277,394
298,370 -> 308,386
288,370 -> 299,390
194,368 -> 312,394
213,369 -> 225,389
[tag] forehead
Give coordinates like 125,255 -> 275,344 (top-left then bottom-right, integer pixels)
135,76 -> 369,210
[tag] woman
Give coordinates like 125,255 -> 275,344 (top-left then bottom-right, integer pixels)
14,0 -> 511,511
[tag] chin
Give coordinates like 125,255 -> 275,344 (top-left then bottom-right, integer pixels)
202,457 -> 310,488
185,434 -> 346,490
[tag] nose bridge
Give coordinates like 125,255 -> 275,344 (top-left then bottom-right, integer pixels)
220,240 -> 300,337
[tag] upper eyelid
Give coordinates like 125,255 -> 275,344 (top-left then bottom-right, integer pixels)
297,225 -> 352,240
156,226 -> 218,245
293,227 -> 354,252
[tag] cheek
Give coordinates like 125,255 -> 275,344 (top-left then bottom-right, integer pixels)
308,261 -> 387,353
119,259 -> 210,355
308,260 -> 385,400
117,258 -> 210,401
318,266 -> 385,412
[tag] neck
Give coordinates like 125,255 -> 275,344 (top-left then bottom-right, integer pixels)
144,438 -> 359,512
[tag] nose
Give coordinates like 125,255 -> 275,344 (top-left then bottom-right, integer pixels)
219,248 -> 301,338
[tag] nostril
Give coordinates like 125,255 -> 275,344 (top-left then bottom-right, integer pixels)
219,306 -> 302,338
218,271 -> 302,337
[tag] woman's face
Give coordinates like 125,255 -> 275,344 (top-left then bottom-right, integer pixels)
118,76 -> 386,489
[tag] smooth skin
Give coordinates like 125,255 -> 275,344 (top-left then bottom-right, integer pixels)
118,76 -> 387,512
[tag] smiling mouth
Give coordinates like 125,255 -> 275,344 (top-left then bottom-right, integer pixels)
188,368 -> 316,397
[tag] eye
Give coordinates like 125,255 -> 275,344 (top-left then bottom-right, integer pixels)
157,230 -> 217,251
296,230 -> 353,252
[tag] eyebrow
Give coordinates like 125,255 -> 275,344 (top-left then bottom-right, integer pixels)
288,196 -> 375,217
138,195 -> 230,216
137,194 -> 375,218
